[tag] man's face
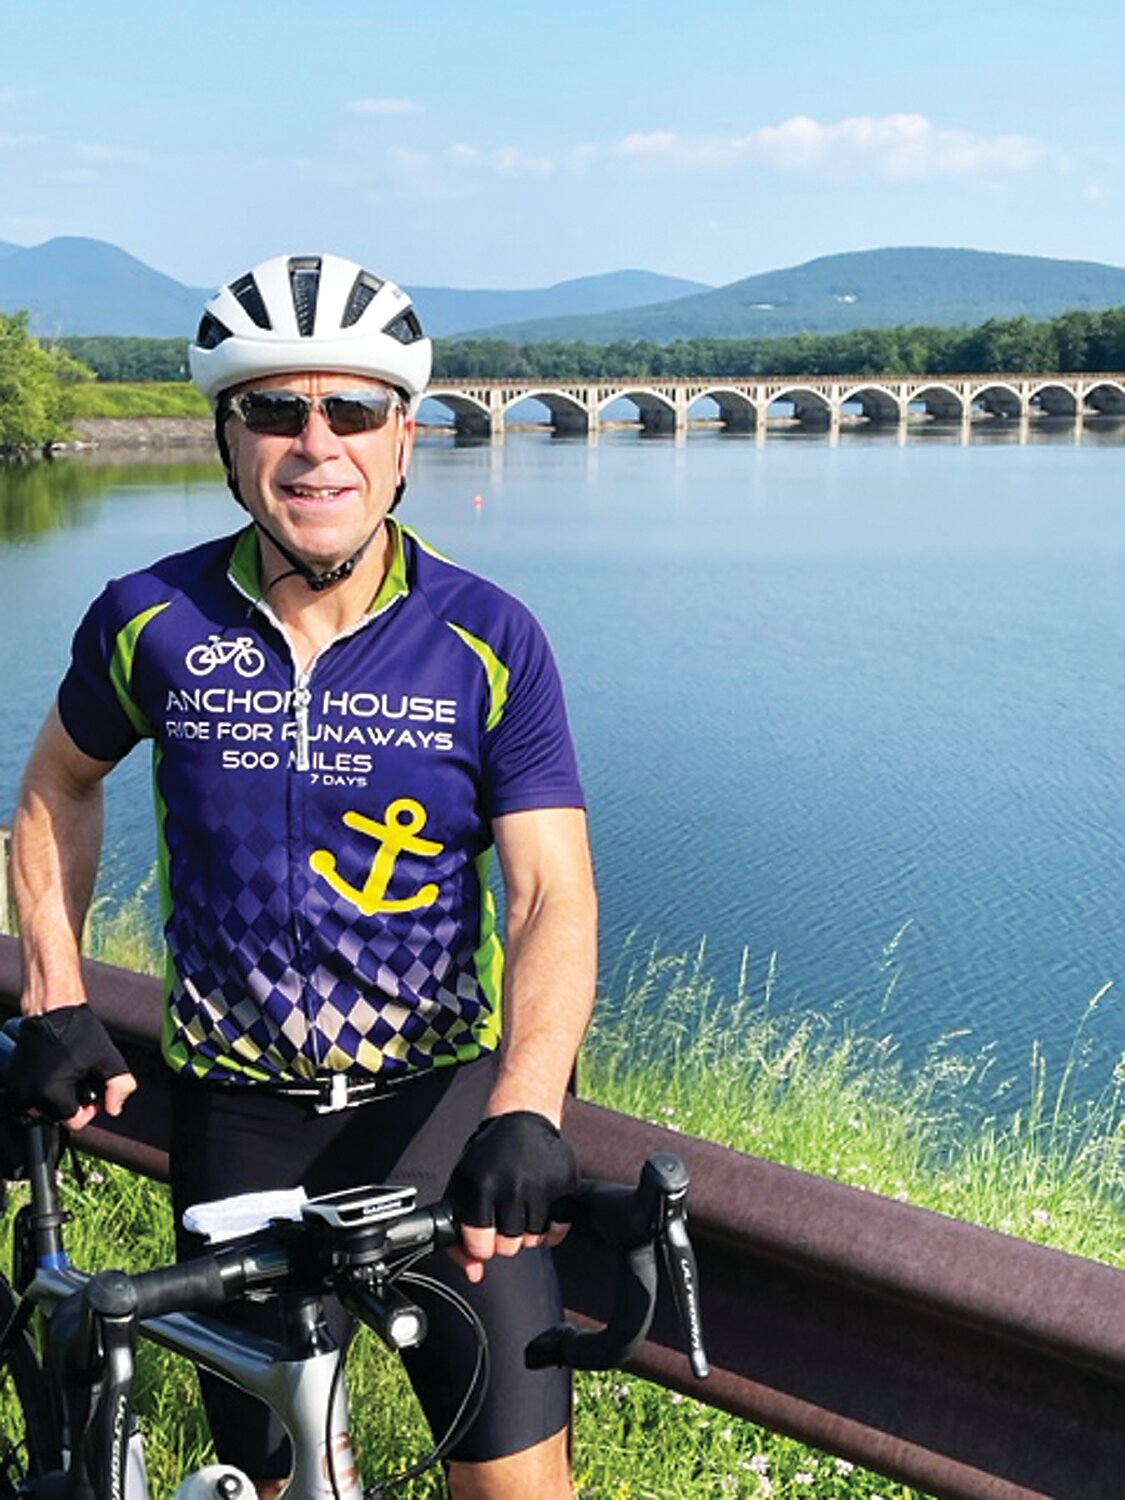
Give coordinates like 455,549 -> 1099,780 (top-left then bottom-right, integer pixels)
223,371 -> 415,573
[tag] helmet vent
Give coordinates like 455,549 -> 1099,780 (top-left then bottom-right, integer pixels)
341,270 -> 385,328
288,256 -> 322,336
384,309 -> 424,345
229,273 -> 271,330
196,312 -> 232,350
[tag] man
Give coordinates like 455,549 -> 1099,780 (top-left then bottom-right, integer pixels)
12,253 -> 597,1499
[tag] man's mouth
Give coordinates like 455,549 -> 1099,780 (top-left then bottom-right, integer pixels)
283,484 -> 352,501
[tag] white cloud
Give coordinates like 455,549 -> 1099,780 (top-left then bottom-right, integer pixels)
448,143 -> 481,166
348,98 -> 417,116
597,114 -> 1059,181
444,143 -> 554,176
76,142 -> 149,165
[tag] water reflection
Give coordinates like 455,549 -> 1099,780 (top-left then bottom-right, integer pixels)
0,454 -> 223,541
426,414 -> 1125,448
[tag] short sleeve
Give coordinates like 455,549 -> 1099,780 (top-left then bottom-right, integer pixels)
57,587 -> 145,763
481,615 -> 585,818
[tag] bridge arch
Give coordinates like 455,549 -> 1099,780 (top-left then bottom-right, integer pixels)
423,388 -> 493,438
840,384 -> 903,425
767,386 -> 832,428
1084,380 -> 1125,416
599,387 -> 678,434
970,382 -> 1023,419
690,387 -> 758,431
901,383 -> 965,420
1029,382 -> 1080,418
504,388 -> 591,435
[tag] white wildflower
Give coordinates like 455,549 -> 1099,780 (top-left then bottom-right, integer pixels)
749,1454 -> 770,1475
1031,1208 -> 1052,1227
795,1473 -> 814,1485
835,1458 -> 855,1475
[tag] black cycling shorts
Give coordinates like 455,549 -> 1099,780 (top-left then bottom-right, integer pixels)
168,1054 -> 570,1475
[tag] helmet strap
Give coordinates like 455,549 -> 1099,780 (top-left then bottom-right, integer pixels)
213,407 -> 406,593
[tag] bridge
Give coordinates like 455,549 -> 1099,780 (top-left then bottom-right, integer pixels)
422,371 -> 1125,438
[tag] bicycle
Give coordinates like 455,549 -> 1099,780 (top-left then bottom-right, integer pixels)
0,1020 -> 709,1500
184,637 -> 267,679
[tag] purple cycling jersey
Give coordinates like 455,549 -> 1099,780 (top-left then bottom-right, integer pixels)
58,520 -> 584,1084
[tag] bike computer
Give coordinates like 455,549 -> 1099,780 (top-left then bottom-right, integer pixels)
301,1183 -> 417,1230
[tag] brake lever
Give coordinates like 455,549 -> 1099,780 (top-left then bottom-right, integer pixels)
658,1180 -> 710,1380
525,1153 -> 710,1378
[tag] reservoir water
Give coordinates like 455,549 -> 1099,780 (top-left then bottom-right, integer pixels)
2,423 -> 1124,1096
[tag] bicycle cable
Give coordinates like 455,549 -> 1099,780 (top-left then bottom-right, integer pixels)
324,1262 -> 490,1500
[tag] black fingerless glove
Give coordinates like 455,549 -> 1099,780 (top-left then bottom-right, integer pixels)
447,1110 -> 579,1238
11,1006 -> 128,1121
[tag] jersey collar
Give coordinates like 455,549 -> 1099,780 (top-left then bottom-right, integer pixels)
227,518 -> 410,618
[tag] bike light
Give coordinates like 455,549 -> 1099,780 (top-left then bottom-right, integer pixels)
386,1307 -> 425,1349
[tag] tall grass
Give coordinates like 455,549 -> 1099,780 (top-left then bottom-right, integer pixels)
3,906 -> 1120,1497
583,939 -> 1122,1265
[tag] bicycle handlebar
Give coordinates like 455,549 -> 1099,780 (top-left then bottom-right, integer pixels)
52,1157 -> 707,1377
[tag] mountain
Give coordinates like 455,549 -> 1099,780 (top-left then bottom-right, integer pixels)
405,270 -> 710,337
469,248 -> 1125,343
0,238 -> 708,339
5,239 -> 1125,346
0,237 -> 208,336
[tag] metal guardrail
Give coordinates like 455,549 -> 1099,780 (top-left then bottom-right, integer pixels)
1,934 -> 1121,1500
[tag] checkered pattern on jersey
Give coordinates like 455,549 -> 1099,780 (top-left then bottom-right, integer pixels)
162,776 -> 493,1083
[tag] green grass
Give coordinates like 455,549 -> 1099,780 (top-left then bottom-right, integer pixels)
67,382 -> 210,420
3,909 -> 1120,1498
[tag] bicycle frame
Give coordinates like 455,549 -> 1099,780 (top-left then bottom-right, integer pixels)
26,1266 -> 359,1500
16,1116 -> 362,1500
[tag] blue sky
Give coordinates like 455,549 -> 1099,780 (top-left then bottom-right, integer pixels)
2,0 -> 1123,291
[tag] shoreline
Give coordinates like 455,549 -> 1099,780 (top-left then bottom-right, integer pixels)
60,414 -> 730,455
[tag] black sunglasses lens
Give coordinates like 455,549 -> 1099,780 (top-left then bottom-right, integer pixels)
321,392 -> 394,435
234,389 -> 396,436
238,392 -> 309,436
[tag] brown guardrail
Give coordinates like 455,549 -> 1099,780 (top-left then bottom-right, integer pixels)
1,934 -> 1122,1499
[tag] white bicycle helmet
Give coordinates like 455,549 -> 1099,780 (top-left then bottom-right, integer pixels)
189,253 -> 432,409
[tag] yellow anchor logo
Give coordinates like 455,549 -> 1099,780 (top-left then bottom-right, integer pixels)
309,798 -> 444,915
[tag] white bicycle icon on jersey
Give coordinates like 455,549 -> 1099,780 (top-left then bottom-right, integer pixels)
185,634 -> 267,678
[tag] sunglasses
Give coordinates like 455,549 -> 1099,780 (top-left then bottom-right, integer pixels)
225,387 -> 402,438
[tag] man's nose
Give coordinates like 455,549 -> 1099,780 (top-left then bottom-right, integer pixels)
293,404 -> 342,459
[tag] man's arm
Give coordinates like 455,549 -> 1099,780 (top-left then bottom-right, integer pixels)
12,705 -> 136,1127
454,805 -> 597,1280
486,805 -> 597,1127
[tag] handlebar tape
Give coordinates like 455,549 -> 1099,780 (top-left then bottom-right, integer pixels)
129,1256 -> 230,1320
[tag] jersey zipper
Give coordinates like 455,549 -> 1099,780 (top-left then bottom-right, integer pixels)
226,566 -> 404,1068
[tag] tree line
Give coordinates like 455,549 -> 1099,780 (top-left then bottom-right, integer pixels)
431,307 -> 1125,381
45,305 -> 1125,386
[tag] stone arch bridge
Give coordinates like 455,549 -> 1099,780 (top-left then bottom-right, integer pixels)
422,373 -> 1125,438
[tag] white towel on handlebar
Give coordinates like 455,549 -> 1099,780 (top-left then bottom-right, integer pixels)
183,1187 -> 310,1243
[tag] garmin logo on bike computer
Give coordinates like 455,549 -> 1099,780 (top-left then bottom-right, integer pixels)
186,635 -> 266,679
